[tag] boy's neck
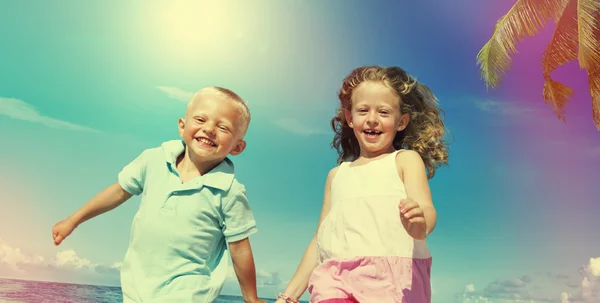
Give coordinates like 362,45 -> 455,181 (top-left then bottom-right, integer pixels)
176,149 -> 224,179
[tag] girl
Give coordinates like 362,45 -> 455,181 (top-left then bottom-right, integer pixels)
275,66 -> 449,303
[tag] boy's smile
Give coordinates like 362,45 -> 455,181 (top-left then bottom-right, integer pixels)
195,136 -> 217,148
178,88 -> 247,175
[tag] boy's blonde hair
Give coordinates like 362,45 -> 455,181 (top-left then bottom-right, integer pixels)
188,86 -> 251,137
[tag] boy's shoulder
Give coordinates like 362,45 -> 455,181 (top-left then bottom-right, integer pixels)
225,176 -> 246,196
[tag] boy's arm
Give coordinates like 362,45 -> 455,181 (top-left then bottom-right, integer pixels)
229,238 -> 265,303
68,182 -> 132,226
220,186 -> 263,302
53,183 -> 132,245
53,149 -> 151,245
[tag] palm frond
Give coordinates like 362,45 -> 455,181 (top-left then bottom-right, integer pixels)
590,67 -> 600,130
577,0 -> 600,69
542,0 -> 579,74
542,79 -> 573,121
540,0 -> 578,121
588,13 -> 600,130
476,0 -> 568,89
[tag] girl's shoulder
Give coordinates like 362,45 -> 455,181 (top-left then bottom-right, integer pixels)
394,149 -> 427,177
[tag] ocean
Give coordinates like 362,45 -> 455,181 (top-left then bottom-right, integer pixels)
0,278 -> 281,303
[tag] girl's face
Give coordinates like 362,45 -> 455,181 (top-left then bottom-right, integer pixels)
345,81 -> 409,159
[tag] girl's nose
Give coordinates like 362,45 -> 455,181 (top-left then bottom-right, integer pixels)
366,113 -> 378,126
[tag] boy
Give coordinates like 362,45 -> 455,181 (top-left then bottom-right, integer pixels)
52,86 -> 266,303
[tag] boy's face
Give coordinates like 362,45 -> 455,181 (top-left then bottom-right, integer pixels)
178,90 -> 246,163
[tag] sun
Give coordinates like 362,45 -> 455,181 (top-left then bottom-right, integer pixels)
146,1 -> 245,61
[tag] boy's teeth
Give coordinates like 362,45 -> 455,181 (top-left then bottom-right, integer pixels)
198,138 -> 216,146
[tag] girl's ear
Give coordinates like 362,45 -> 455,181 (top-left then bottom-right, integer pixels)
344,108 -> 354,128
397,113 -> 410,131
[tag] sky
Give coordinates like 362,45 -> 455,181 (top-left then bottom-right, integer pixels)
1,0 -> 599,302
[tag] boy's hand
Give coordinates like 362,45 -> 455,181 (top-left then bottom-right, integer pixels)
399,198 -> 427,240
52,218 -> 77,245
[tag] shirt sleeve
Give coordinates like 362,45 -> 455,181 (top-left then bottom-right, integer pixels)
117,149 -> 153,196
221,186 -> 258,243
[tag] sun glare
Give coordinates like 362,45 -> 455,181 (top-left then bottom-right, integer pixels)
153,1 -> 243,59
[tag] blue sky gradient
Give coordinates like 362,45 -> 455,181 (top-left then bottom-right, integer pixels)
1,1 -> 599,302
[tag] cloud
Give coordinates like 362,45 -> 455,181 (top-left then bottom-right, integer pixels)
156,86 -> 193,102
54,250 -> 92,269
474,99 -> 537,117
0,239 -> 120,286
222,265 -> 285,298
579,257 -> 600,302
458,258 -> 600,303
0,239 -> 45,273
156,85 -> 331,136
473,99 -> 600,159
0,97 -> 100,132
273,118 -> 329,136
225,266 -> 284,288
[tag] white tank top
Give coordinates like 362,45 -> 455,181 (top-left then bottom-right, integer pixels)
316,150 -> 431,263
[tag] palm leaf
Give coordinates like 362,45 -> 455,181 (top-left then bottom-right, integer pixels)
588,11 -> 600,130
541,0 -> 578,121
477,0 -> 568,89
590,66 -> 600,130
577,0 -> 600,69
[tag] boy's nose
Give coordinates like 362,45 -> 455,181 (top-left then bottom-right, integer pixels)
202,125 -> 216,136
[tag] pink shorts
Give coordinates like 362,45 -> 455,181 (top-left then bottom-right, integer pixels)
308,256 -> 432,303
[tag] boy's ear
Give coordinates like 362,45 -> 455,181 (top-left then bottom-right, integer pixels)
397,113 -> 410,131
343,108 -> 354,128
178,118 -> 185,137
229,140 -> 246,156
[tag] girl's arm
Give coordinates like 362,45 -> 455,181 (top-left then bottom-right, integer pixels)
396,150 -> 437,237
275,167 -> 338,302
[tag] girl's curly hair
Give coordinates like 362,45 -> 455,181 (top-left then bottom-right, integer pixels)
331,66 -> 449,179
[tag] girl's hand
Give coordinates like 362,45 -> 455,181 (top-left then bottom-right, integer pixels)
399,198 -> 427,240
52,218 -> 77,246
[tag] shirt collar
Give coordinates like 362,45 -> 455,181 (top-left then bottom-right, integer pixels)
161,140 -> 235,191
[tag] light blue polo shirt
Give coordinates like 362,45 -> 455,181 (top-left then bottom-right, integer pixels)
117,140 -> 258,303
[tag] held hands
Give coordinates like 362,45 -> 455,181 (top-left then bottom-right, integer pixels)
399,198 -> 427,240
52,218 -> 77,246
